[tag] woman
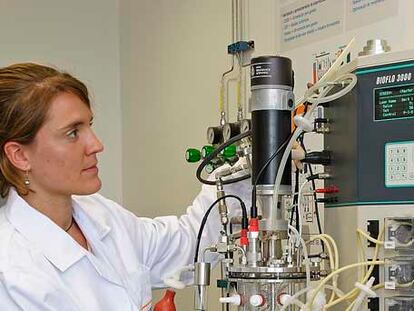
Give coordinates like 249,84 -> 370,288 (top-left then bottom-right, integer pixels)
0,63 -> 250,310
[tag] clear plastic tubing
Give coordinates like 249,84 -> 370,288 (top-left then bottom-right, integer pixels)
271,72 -> 357,213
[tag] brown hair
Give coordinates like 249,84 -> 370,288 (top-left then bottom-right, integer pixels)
0,63 -> 91,197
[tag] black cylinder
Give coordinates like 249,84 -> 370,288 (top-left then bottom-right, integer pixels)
250,56 -> 293,88
252,110 -> 291,185
250,55 -> 293,187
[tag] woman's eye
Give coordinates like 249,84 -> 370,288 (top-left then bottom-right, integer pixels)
67,129 -> 78,139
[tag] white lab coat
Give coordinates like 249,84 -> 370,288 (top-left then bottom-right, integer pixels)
0,180 -> 250,311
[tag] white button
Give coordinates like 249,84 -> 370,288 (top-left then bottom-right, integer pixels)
279,293 -> 292,306
250,295 -> 265,307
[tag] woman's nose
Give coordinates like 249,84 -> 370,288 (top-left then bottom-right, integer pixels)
87,130 -> 104,155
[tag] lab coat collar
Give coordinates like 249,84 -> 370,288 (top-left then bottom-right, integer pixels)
4,189 -> 87,272
71,197 -> 111,241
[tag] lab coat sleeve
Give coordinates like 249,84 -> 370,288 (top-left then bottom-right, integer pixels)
0,276 -> 21,311
108,177 -> 251,288
145,178 -> 251,287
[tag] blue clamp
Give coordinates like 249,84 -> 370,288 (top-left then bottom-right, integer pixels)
227,40 -> 255,55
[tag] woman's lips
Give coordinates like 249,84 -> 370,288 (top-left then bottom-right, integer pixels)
83,165 -> 98,174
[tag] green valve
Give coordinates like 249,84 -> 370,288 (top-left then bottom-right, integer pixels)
185,148 -> 201,163
201,145 -> 215,158
222,144 -> 237,159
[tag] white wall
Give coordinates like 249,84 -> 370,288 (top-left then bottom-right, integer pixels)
0,0 -> 122,202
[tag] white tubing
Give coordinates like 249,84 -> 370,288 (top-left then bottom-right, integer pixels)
306,261 -> 385,310
280,286 -> 311,311
324,284 -> 346,298
280,284 -> 346,311
296,180 -> 308,239
307,73 -> 358,105
305,38 -> 355,100
272,127 -> 304,210
288,225 -> 310,287
309,234 -> 339,302
350,277 -> 376,311
325,227 -> 384,309
271,71 -> 357,219
290,298 -> 306,309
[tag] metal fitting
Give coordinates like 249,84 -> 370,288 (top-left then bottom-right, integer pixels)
194,262 -> 211,311
215,179 -> 228,226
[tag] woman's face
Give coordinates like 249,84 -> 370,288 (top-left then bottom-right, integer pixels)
24,92 -> 104,197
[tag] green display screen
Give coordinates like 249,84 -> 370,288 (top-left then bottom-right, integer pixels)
375,84 -> 414,121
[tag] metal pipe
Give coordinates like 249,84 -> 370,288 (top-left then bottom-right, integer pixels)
194,262 -> 211,311
216,179 -> 229,226
194,285 -> 208,311
231,0 -> 235,43
220,261 -> 228,311
235,0 -> 239,42
238,0 -> 243,41
201,246 -> 217,262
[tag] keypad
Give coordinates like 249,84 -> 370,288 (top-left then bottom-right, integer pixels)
386,142 -> 414,187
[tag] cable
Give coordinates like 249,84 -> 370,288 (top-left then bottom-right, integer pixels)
296,180 -> 309,239
194,194 -> 247,263
307,236 -> 334,274
325,226 -> 385,308
307,260 -> 385,310
196,131 -> 251,186
308,166 -> 323,233
290,168 -> 300,229
280,285 -> 346,311
311,234 -> 339,303
298,128 -> 324,253
307,234 -> 340,305
298,133 -> 323,237
356,229 -> 384,245
272,73 -> 357,213
288,225 -> 311,286
251,132 -> 293,218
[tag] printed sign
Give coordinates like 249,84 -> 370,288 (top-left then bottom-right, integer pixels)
280,0 -> 343,51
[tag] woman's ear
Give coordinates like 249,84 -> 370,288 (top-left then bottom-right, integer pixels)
3,142 -> 31,171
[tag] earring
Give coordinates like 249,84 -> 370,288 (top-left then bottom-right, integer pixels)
24,170 -> 30,186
